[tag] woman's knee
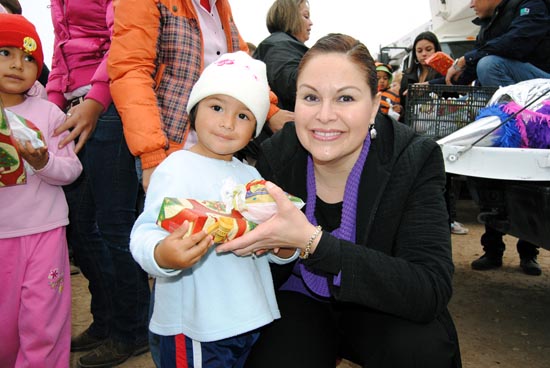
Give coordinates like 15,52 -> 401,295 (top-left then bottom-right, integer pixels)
349,317 -> 457,368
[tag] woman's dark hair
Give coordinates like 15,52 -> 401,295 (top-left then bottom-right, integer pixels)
297,33 -> 378,97
266,0 -> 308,37
406,31 -> 442,78
0,0 -> 22,14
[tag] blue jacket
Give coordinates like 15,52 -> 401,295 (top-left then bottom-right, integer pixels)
462,0 -> 550,83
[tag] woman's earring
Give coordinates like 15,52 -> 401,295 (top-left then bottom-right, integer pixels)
370,124 -> 377,140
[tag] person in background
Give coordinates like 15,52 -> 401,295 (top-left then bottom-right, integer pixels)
253,0 -> 313,112
0,14 -> 82,366
108,0 -> 293,193
375,62 -> 402,120
239,0 -> 311,162
446,0 -> 550,276
47,1 -> 151,367
445,0 -> 550,87
399,31 -> 469,236
399,31 -> 443,120
217,33 -> 461,368
131,51 -> 296,367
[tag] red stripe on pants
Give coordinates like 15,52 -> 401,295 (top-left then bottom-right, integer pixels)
175,334 -> 189,368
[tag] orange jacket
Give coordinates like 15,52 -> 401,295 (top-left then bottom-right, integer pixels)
109,0 -> 278,169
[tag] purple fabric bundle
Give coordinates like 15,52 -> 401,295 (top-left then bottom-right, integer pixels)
475,101 -> 550,149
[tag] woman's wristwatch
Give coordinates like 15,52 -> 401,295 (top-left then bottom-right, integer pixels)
452,58 -> 465,72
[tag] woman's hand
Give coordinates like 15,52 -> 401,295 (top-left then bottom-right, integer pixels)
16,139 -> 49,170
154,221 -> 214,269
54,99 -> 104,153
216,181 -> 319,257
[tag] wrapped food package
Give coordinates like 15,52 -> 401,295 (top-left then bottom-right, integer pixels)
157,179 -> 305,243
0,105 -> 45,187
425,51 -> 454,76
0,107 -> 25,187
157,198 -> 256,244
0,131 -> 25,186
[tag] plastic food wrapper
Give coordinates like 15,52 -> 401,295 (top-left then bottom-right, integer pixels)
157,198 -> 257,244
221,179 -> 305,223
0,106 -> 44,187
157,179 -> 305,243
425,51 -> 454,76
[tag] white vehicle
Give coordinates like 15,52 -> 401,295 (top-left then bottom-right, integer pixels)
438,80 -> 550,250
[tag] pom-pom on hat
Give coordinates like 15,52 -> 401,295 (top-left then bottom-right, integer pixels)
187,51 -> 270,138
0,13 -> 43,78
375,62 -> 393,84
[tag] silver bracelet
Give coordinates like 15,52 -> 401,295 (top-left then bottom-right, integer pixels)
299,225 -> 323,260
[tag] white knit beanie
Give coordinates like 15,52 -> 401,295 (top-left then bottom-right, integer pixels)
186,51 -> 270,138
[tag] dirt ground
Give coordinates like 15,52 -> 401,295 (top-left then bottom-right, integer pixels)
70,199 -> 550,368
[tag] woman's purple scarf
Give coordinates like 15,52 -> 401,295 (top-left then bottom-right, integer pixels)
298,134 -> 371,297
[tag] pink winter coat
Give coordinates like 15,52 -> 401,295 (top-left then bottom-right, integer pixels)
46,0 -> 114,111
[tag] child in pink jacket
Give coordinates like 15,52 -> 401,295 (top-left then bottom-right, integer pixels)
0,14 -> 82,367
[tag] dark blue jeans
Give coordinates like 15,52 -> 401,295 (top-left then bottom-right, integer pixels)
476,55 -> 550,87
65,103 -> 150,345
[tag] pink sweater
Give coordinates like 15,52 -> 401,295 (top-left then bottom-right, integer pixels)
46,0 -> 114,111
0,97 -> 82,238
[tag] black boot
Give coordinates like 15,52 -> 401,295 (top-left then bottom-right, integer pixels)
77,338 -> 149,368
471,253 -> 503,270
71,328 -> 108,352
518,240 -> 541,276
520,257 -> 542,276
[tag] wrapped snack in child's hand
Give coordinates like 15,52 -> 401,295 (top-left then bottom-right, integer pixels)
222,178 -> 305,224
157,178 -> 305,244
0,106 -> 44,187
0,108 -> 25,187
5,110 -> 45,173
6,110 -> 44,149
157,198 -> 257,244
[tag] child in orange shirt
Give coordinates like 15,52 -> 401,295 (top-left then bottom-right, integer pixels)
376,63 -> 402,120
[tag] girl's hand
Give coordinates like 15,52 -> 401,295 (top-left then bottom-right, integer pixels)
15,139 -> 49,170
216,181 -> 319,257
154,221 -> 214,269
